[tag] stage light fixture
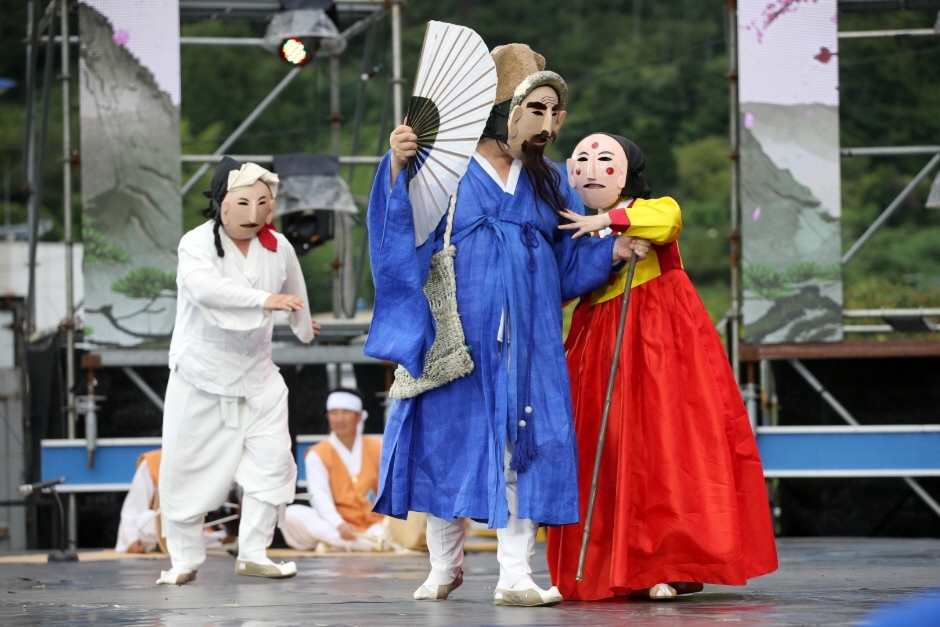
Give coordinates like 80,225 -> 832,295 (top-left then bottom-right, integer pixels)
263,3 -> 344,65
273,153 -> 357,256
280,37 -> 313,66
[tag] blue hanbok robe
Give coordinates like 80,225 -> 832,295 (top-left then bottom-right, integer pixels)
365,152 -> 618,528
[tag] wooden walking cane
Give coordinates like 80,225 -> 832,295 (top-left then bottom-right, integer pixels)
576,251 -> 639,582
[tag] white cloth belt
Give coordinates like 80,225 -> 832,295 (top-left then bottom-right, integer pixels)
221,396 -> 240,429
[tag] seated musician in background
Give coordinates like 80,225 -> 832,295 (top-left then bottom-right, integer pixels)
116,449 -> 237,554
281,389 -> 386,552
116,450 -> 163,553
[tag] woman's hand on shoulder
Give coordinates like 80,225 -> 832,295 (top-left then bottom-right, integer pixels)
557,209 -> 612,238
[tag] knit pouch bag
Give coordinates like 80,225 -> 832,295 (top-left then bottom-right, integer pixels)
389,193 -> 474,399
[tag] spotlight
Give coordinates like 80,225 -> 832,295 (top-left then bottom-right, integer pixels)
263,2 -> 344,65
280,37 -> 314,66
282,211 -> 333,254
273,153 -> 358,256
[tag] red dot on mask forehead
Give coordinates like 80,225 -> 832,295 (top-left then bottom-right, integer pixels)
591,142 -> 599,149
606,167 -> 614,175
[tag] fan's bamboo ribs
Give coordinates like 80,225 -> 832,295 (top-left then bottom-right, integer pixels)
576,252 -> 639,583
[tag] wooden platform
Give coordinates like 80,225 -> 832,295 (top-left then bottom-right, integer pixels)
739,338 -> 940,362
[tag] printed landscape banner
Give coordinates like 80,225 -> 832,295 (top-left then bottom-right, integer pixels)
79,0 -> 182,346
738,0 -> 844,343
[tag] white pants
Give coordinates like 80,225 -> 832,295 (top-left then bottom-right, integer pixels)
426,448 -> 538,585
281,505 -> 384,551
159,370 -> 297,572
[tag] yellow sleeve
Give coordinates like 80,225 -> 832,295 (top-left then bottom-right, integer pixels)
610,197 -> 682,245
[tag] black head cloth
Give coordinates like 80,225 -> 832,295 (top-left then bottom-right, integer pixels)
599,133 -> 652,200
201,156 -> 245,219
480,100 -> 511,144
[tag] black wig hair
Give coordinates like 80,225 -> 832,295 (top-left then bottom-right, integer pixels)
521,134 -> 566,218
201,156 -> 245,258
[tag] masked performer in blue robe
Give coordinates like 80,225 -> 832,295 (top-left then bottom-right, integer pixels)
365,44 -> 648,607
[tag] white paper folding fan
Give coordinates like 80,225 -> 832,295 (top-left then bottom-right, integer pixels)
406,21 -> 497,246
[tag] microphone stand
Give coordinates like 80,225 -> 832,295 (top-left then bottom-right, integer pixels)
21,478 -> 78,562
45,485 -> 78,562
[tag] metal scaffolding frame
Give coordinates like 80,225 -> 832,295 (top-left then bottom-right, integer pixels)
726,2 -> 940,381
22,0 -> 405,548
726,1 -> 940,523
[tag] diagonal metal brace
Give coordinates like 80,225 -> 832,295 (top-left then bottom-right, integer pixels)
788,358 -> 940,519
180,65 -> 304,197
842,152 -> 940,266
121,367 -> 165,412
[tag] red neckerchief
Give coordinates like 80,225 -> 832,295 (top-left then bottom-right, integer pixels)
257,223 -> 278,252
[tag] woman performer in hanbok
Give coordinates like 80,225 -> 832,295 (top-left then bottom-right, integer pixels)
546,133 -> 778,601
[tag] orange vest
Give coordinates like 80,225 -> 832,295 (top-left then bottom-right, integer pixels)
136,449 -> 162,510
308,436 -> 384,531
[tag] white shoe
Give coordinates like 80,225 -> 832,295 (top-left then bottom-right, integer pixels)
156,570 -> 196,585
235,559 -> 297,578
493,585 -> 563,607
413,569 -> 463,600
648,583 -> 678,600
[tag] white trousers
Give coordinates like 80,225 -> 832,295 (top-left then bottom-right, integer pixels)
426,449 -> 538,585
280,504 -> 384,551
159,370 -> 297,572
164,494 -> 277,572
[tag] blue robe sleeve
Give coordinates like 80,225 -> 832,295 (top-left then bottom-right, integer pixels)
553,176 -> 619,302
363,153 -> 438,376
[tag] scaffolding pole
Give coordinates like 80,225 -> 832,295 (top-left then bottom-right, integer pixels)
330,53 -> 355,319
58,0 -> 78,551
390,0 -> 403,125
726,0 -> 741,385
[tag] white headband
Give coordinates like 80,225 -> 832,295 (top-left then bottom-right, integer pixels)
227,162 -> 279,199
326,391 -> 367,421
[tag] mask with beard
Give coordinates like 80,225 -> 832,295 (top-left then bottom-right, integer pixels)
507,84 -> 568,216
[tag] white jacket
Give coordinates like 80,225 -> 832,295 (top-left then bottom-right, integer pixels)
168,221 -> 313,398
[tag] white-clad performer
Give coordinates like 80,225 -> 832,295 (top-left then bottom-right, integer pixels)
116,450 -> 162,554
157,157 -> 320,585
281,389 -> 386,552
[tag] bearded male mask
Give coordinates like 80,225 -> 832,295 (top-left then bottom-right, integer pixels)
482,44 -> 570,216
505,72 -> 568,161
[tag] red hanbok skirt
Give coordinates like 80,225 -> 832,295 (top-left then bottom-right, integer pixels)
547,269 -> 778,600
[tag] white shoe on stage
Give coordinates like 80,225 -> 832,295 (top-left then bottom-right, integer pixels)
648,583 -> 678,600
156,570 -> 197,585
493,584 -> 563,607
413,569 -> 463,600
235,559 -> 297,578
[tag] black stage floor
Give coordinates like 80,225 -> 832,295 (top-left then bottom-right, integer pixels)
1,537 -> 938,626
